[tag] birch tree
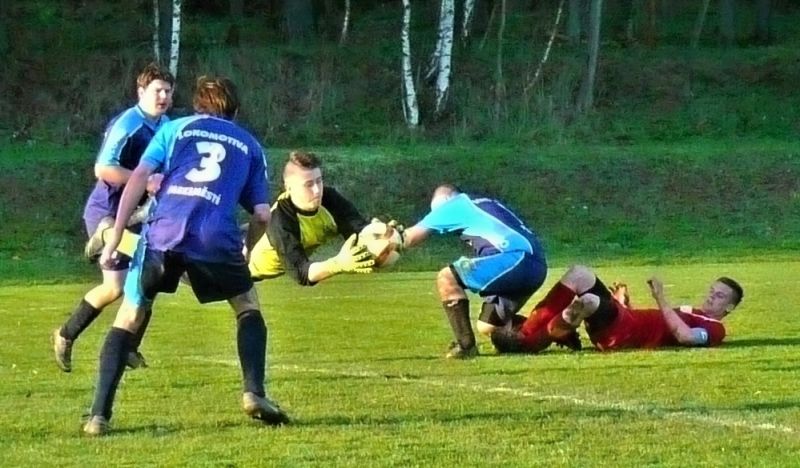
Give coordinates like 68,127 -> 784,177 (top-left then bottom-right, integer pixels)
152,0 -> 161,63
461,0 -> 476,45
524,0 -> 564,97
169,0 -> 182,79
400,0 -> 419,128
576,0 -> 602,113
339,0 -> 351,45
432,0 -> 455,117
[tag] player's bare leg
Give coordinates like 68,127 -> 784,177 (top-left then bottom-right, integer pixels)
437,267 -> 477,359
229,288 -> 289,425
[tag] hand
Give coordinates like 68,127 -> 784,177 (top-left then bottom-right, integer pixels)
146,173 -> 164,195
330,234 -> 375,274
99,243 -> 119,269
610,281 -> 630,307
647,277 -> 664,301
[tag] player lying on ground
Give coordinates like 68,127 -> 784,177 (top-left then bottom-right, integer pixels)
52,63 -> 174,373
491,265 -> 743,354
82,75 -> 288,436
401,184 -> 549,359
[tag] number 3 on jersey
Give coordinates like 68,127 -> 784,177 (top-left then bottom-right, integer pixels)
185,141 -> 226,183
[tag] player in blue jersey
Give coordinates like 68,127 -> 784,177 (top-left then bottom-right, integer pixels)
401,184 -> 548,358
52,63 -> 174,373
81,76 -> 288,436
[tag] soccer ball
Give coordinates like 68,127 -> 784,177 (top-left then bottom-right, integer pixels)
358,221 -> 403,268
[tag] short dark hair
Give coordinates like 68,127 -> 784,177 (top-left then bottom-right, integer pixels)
717,277 -> 743,306
192,76 -> 240,119
287,151 -> 321,170
136,62 -> 175,89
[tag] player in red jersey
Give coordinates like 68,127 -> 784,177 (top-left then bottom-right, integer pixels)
490,265 -> 743,353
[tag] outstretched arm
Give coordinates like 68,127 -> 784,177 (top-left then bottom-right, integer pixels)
401,224 -> 431,249
648,277 -> 708,346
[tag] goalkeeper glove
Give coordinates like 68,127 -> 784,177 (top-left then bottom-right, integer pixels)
327,234 -> 375,274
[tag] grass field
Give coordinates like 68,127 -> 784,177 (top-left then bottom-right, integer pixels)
2,261 -> 799,466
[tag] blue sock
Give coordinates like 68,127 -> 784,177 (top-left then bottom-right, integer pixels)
236,310 -> 266,396
90,327 -> 133,419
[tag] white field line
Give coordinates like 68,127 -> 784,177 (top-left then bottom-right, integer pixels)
192,357 -> 796,436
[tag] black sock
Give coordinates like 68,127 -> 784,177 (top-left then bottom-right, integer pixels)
61,299 -> 102,341
90,327 -> 133,420
443,299 -> 475,349
236,310 -> 266,397
130,307 -> 152,352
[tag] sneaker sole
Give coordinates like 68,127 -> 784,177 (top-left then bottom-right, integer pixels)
52,330 -> 72,373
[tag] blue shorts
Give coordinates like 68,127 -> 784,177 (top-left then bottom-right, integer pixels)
450,251 -> 547,320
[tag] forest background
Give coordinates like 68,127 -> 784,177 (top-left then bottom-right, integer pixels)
0,0 -> 798,283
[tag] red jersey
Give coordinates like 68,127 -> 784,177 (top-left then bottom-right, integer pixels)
587,304 -> 726,350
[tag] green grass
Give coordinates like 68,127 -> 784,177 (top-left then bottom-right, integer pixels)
3,139 -> 800,285
2,261 -> 799,466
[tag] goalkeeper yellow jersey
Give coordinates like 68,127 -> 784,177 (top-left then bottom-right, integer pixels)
248,187 -> 367,285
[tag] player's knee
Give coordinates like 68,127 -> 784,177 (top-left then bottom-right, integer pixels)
98,283 -> 124,303
563,264 -> 596,293
477,302 -> 504,336
112,302 -> 146,332
229,288 -> 260,315
436,267 -> 462,298
580,293 -> 601,311
475,320 -> 497,337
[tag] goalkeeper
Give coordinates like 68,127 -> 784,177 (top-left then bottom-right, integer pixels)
248,151 -> 375,284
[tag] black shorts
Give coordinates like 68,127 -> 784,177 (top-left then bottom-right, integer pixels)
129,248 -> 253,304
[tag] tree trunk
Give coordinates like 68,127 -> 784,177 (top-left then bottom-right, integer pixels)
754,0 -> 771,44
577,0 -> 602,113
525,0 -> 564,97
567,0 -> 581,44
433,0 -> 455,117
169,0 -> 182,80
401,0 -> 419,128
719,0 -> 735,46
227,0 -> 244,46
339,0 -> 351,45
152,0 -> 161,63
690,0 -> 711,48
462,0 -> 476,45
283,0 -> 314,40
479,1 -> 497,50
494,0 -> 506,119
